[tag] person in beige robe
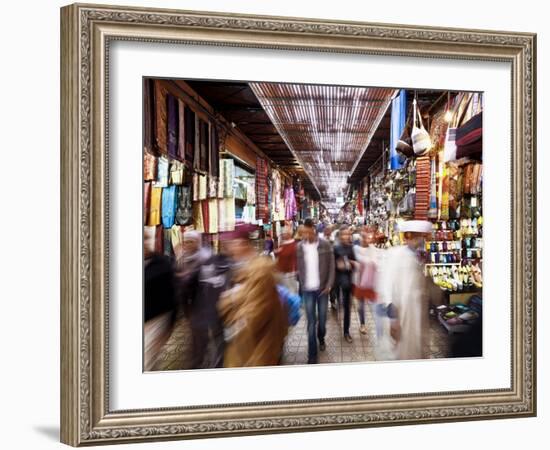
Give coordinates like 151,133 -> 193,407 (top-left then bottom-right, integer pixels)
218,239 -> 288,368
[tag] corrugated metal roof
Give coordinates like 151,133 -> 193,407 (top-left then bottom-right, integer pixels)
250,83 -> 396,206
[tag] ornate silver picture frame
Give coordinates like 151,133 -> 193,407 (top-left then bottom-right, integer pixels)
61,3 -> 536,446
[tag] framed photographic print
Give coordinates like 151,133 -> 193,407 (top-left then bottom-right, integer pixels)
60,3 -> 537,446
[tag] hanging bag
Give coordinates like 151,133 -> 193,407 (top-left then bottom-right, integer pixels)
411,99 -> 432,155
456,93 -> 483,159
444,93 -> 476,162
395,103 -> 414,157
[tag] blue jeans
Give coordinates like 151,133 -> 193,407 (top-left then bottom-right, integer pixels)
303,290 -> 328,361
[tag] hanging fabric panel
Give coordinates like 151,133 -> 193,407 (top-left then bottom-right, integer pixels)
177,100 -> 186,161
184,106 -> 195,165
154,225 -> 163,255
144,181 -> 152,225
154,156 -> 169,188
199,119 -> 209,172
218,197 -> 236,232
143,152 -> 157,181
210,124 -> 220,177
175,185 -> 193,226
166,93 -> 178,159
163,228 -> 173,257
161,185 -> 178,229
148,187 -> 162,226
154,81 -> 167,155
390,89 -> 407,170
414,156 -> 430,220
143,78 -> 155,155
193,201 -> 205,233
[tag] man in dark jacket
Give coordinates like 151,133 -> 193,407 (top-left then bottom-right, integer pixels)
333,225 -> 357,343
186,251 -> 232,369
297,219 -> 335,363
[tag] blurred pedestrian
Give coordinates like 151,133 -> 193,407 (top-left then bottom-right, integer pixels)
175,230 -> 211,314
297,218 -> 335,364
218,238 -> 288,367
333,225 -> 358,343
186,234 -> 232,369
378,220 -> 433,360
353,226 -> 382,336
143,228 -> 176,371
274,227 -> 298,294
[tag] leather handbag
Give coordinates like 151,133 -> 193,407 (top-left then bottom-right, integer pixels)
411,99 -> 432,155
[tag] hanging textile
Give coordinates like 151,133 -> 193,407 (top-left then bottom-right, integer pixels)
170,224 -> 183,253
428,158 -> 438,219
175,185 -> 193,226
357,185 -> 364,216
246,179 -> 256,205
154,225 -> 163,255
272,171 -> 282,220
143,78 -> 155,155
206,199 -> 219,233
198,173 -> 208,200
284,186 -> 297,220
193,201 -> 205,233
177,100 -> 186,161
200,200 -> 210,233
144,225 -> 156,252
218,197 -> 236,232
184,106 -> 195,165
143,152 -> 157,181
144,181 -> 152,225
447,162 -> 460,219
390,89 -> 407,170
242,205 -> 256,224
148,187 -> 162,226
166,94 -> 178,159
414,155 -> 430,220
255,157 -> 268,220
193,115 -> 200,170
154,156 -> 169,187
209,123 -> 220,177
161,185 -> 178,229
154,81 -> 167,155
199,119 -> 209,172
163,228 -> 173,257
220,159 -> 235,197
440,162 -> 450,220
208,176 -> 218,199
169,160 -> 185,185
234,180 -> 247,200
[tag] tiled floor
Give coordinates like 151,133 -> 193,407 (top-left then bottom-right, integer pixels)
151,298 -> 450,371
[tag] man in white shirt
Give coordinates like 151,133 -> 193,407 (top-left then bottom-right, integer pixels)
297,219 -> 335,363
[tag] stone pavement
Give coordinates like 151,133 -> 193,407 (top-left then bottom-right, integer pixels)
150,298 -> 450,371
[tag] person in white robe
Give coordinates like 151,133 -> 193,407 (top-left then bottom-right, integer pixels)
377,220 -> 433,361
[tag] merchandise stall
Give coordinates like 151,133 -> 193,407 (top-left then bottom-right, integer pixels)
359,89 -> 484,333
143,78 -> 309,258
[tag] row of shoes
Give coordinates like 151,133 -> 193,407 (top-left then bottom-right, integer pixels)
426,240 -> 461,252
458,217 -> 483,236
429,264 -> 483,291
